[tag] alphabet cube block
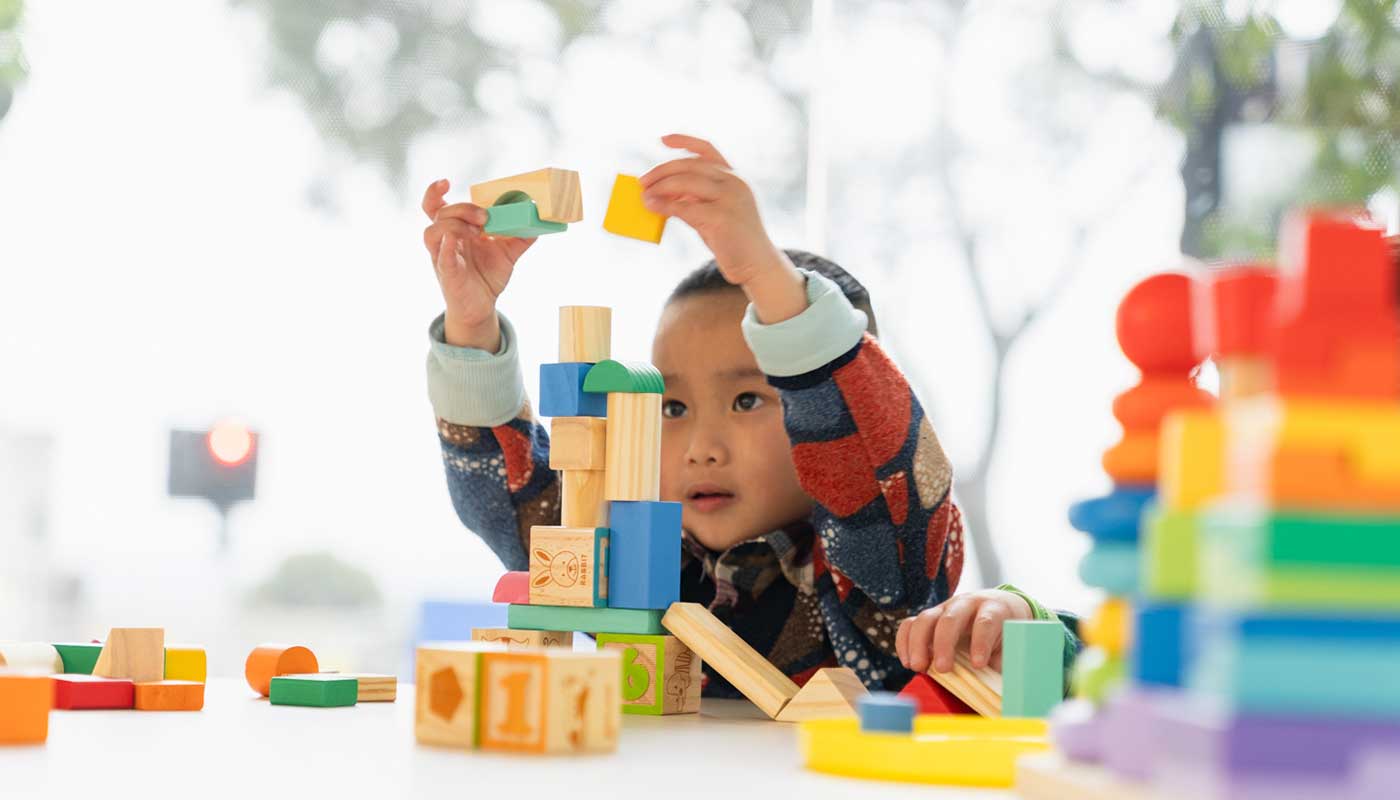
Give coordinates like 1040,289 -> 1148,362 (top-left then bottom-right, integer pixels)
472,628 -> 574,650
549,416 -> 607,471
602,174 -> 667,243
415,642 -> 501,749
529,526 -> 609,608
539,363 -> 606,418
1002,620 -> 1065,718
608,500 -> 681,610
478,649 -> 621,754
595,633 -> 701,716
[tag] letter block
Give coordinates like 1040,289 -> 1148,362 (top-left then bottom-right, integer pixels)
539,363 -> 607,418
478,649 -> 621,754
415,642 -> 501,749
529,526 -> 609,608
608,500 -> 682,610
595,633 -> 701,716
472,628 -> 574,650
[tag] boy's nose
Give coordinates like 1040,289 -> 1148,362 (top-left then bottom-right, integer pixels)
684,428 -> 729,467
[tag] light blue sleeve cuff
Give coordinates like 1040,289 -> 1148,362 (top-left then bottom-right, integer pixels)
425,312 -> 528,427
740,269 -> 869,378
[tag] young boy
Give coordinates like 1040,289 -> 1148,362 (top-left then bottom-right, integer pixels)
420,134 -> 1075,694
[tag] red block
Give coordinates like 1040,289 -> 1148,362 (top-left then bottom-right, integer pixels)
492,571 -> 529,604
898,673 -> 975,715
1193,264 -> 1278,359
52,675 -> 135,710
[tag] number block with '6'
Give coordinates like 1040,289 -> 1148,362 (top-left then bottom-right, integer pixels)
595,633 -> 701,716
478,649 -> 621,754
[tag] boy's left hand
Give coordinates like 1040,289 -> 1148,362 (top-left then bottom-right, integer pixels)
895,589 -> 1035,675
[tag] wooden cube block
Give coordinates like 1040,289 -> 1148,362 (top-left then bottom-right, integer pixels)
133,680 -> 204,711
0,642 -> 63,674
472,628 -> 574,650
603,393 -> 662,501
558,306 -> 611,363
560,469 -> 609,528
608,500 -> 681,610
270,674 -> 358,707
244,643 -> 319,697
164,645 -> 207,682
539,363 -> 607,418
93,628 -> 165,683
550,416 -> 607,471
52,675 -> 135,710
602,174 -> 667,243
478,649 -> 621,754
0,676 -> 51,743
595,633 -> 701,715
340,673 -> 397,702
52,643 -> 102,675
529,526 -> 609,608
470,168 -> 583,224
415,642 -> 502,748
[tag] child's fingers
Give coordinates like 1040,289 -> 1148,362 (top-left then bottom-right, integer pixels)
435,230 -> 460,275
435,202 -> 489,227
421,178 -> 450,220
644,174 -> 724,208
905,606 -> 943,674
895,617 -> 913,667
424,219 -> 483,256
638,157 -> 727,190
931,596 -> 976,674
967,599 -> 1009,670
660,133 -> 732,167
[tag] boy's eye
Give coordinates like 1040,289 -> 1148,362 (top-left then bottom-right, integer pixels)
662,399 -> 688,419
732,392 -> 764,412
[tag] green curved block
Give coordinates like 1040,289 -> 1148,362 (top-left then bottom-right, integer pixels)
484,200 -> 567,238
582,359 -> 664,394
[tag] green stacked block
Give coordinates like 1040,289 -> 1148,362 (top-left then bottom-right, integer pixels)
1001,620 -> 1065,718
483,200 -> 567,238
269,675 -> 358,708
1141,505 -> 1198,599
507,603 -> 665,635
53,643 -> 103,674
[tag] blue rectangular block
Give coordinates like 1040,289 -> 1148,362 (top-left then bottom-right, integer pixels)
539,363 -> 606,418
858,692 -> 917,733
607,500 -> 681,610
1134,602 -> 1190,688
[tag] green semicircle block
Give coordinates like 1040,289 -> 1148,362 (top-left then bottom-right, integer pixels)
582,359 -> 664,394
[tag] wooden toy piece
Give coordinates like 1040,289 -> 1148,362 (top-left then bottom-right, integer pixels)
607,500 -> 682,610
539,363 -> 607,418
1194,264 -> 1278,400
133,680 -> 204,711
0,675 -> 52,744
1100,429 -> 1158,485
774,667 -> 869,722
244,643 -> 319,697
1001,621 -> 1065,718
270,674 -> 358,708
477,649 -> 621,754
1158,409 -> 1223,512
508,604 -> 665,635
581,359 -> 665,394
1115,272 -> 1201,377
492,571 -> 530,604
897,673 -> 975,715
926,650 -> 1001,718
340,673 -> 396,702
52,675 -> 135,710
92,628 -> 165,683
661,602 -> 799,719
549,416 -> 607,471
415,643 -> 502,749
560,469 -> 609,528
800,715 -> 1050,787
1015,752 -> 1152,800
52,643 -> 102,675
558,306 -> 611,363
529,526 -> 609,608
602,174 -> 667,243
857,692 -> 917,733
1141,505 -> 1199,600
483,200 -> 568,238
594,633 -> 701,716
469,168 -> 583,224
164,645 -> 207,683
472,627 -> 574,650
603,392 -> 662,501
0,642 -> 63,674
1081,598 -> 1129,658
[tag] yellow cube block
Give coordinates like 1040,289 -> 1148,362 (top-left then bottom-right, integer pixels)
603,174 -> 666,244
164,645 -> 207,683
1158,410 -> 1224,512
1081,598 -> 1130,657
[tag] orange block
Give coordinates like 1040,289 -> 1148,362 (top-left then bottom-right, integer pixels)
134,680 -> 205,711
1102,429 -> 1158,484
244,644 -> 319,697
0,676 -> 52,744
1112,378 -> 1213,430
1261,447 -> 1400,513
1273,315 -> 1400,401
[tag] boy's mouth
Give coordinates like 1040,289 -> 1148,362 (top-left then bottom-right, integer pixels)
685,484 -> 736,514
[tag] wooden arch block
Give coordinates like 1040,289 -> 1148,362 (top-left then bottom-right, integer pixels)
244,643 -> 319,697
469,168 -> 583,223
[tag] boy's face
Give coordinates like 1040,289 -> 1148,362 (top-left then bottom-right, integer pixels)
652,289 -> 813,552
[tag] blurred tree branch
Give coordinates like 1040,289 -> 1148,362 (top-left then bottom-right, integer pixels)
0,0 -> 27,122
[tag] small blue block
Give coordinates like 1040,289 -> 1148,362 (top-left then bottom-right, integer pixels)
607,500 -> 681,610
858,692 -> 917,733
1134,602 -> 1190,688
539,363 -> 607,418
1068,484 -> 1155,543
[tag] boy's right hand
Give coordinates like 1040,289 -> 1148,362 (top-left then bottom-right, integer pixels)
421,178 -> 534,352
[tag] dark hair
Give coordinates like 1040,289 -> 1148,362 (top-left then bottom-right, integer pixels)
667,249 -> 878,336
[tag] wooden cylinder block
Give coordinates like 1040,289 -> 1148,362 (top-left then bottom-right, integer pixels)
550,416 -> 608,471
562,469 -> 610,528
244,644 -> 319,697
0,642 -> 63,674
604,393 -> 662,501
559,306 -> 612,363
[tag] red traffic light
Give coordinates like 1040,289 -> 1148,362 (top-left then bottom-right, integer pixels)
206,421 -> 254,467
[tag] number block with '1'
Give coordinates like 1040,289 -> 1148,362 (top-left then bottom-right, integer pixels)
478,649 -> 622,754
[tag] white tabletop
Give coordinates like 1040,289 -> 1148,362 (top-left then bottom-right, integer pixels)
2,679 -> 1015,799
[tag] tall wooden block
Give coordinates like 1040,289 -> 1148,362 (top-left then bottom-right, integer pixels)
603,393 -> 662,501
244,644 -> 319,697
550,416 -> 607,471
472,628 -> 574,650
469,167 -> 583,224
608,500 -> 681,610
133,680 -> 204,711
52,675 -> 134,710
164,645 -> 207,683
478,649 -> 621,754
661,602 -> 799,719
560,469 -> 609,528
602,174 -> 667,244
539,363 -> 607,418
1002,621 -> 1065,718
529,526 -> 609,608
595,633 -> 701,715
0,642 -> 63,674
415,642 -> 501,749
52,643 -> 102,675
559,306 -> 611,363
92,628 -> 165,683
0,676 -> 51,744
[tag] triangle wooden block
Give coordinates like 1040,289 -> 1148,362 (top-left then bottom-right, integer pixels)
898,673 -> 975,715
92,628 -> 165,683
774,667 -> 868,723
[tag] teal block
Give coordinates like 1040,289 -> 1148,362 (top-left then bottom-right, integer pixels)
269,675 -> 359,708
484,200 -> 567,238
1079,542 -> 1139,594
1191,635 -> 1400,721
53,642 -> 103,674
507,603 -> 665,635
1001,620 -> 1064,718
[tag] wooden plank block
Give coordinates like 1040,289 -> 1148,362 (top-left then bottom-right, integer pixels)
492,572 -> 529,604
550,416 -> 607,471
415,643 -> 500,749
602,174 -> 667,243
926,650 -> 1002,717
595,633 -> 701,715
133,680 -> 204,711
661,602 -> 799,719
52,643 -> 102,675
478,649 -> 620,754
469,167 -> 583,224
472,628 -> 574,650
92,628 -> 165,683
560,469 -> 609,528
270,674 -> 358,708
774,667 -> 868,722
244,643 -> 318,697
52,675 -> 134,710
508,603 -> 665,635
1002,621 -> 1065,718
558,306 -> 611,363
164,645 -> 207,683
0,642 -> 63,674
608,500 -> 682,610
529,525 -> 609,608
339,673 -> 397,702
0,675 -> 51,743
603,392 -> 661,501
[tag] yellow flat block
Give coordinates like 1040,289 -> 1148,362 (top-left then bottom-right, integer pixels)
1080,598 -> 1129,657
164,645 -> 207,682
1158,409 -> 1224,512
800,715 -> 1049,787
602,174 -> 667,244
